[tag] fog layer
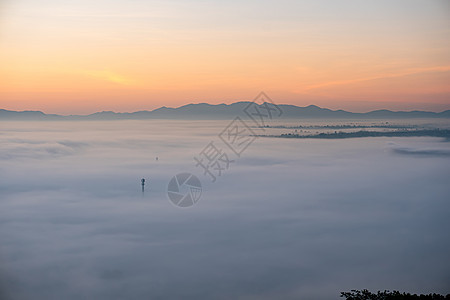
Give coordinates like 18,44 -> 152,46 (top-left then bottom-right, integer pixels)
1,120 -> 449,299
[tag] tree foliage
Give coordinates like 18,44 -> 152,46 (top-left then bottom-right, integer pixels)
340,289 -> 450,300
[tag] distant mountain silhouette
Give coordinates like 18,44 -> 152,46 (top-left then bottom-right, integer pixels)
1,102 -> 449,120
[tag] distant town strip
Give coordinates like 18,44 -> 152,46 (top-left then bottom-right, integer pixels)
259,129 -> 450,139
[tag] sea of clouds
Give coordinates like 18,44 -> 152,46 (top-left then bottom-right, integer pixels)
0,120 -> 449,299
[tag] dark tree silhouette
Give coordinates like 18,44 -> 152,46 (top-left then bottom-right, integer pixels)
340,289 -> 450,300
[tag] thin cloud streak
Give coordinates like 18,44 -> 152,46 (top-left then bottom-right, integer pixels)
81,70 -> 137,86
303,65 -> 450,91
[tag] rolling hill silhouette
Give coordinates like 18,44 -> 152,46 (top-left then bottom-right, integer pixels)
1,102 -> 449,120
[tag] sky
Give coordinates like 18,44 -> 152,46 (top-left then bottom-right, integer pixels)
1,120 -> 450,299
0,0 -> 449,114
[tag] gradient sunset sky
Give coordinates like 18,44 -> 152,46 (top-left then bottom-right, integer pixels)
1,0 -> 449,114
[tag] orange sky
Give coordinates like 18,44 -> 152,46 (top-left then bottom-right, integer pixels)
1,0 -> 449,114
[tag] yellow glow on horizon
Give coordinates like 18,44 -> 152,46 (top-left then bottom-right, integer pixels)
1,0 -> 449,114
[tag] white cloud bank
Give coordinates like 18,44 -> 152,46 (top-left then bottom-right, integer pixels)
0,120 -> 449,299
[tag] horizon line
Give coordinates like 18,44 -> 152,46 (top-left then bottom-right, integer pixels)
1,101 -> 450,116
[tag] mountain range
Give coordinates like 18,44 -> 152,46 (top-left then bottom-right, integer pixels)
1,102 -> 450,120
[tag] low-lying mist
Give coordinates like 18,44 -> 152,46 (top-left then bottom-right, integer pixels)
1,120 -> 449,299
